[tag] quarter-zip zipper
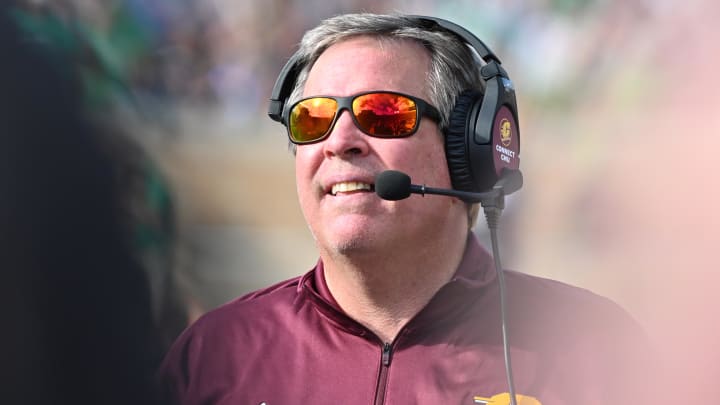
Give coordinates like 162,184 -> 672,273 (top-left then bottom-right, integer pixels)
381,342 -> 392,366
374,342 -> 393,405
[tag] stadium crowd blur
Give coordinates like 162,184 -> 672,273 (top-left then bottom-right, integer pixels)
6,0 -> 666,124
3,0 -> 719,403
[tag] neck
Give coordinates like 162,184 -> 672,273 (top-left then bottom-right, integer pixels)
321,230 -> 469,343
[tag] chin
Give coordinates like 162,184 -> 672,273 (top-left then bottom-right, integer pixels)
320,226 -> 385,258
329,240 -> 370,257
326,232 -> 373,255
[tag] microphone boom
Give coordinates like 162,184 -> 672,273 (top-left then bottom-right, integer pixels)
375,170 -> 522,204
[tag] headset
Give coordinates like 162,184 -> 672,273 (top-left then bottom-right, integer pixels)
268,15 -> 521,193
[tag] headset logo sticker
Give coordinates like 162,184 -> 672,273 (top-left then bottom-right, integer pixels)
473,392 -> 542,405
495,116 -> 516,164
499,118 -> 512,147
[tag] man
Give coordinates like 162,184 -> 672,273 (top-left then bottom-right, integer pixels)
158,13 -> 652,405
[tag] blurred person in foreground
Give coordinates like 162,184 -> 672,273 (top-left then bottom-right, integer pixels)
158,13 -> 655,405
0,5 -> 175,404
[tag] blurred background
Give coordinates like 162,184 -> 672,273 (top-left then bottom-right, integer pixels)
5,0 -> 719,402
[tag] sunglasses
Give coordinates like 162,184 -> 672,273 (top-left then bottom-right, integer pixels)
285,91 -> 441,144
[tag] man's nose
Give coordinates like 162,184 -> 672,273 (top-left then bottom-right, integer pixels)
322,110 -> 370,158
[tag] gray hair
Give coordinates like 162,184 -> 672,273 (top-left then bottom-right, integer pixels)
287,13 -> 486,134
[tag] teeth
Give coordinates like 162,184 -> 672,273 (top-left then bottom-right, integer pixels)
331,182 -> 372,195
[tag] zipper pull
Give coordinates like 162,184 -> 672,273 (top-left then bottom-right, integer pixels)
382,342 -> 392,366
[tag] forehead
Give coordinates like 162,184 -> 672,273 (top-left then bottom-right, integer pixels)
303,36 -> 431,99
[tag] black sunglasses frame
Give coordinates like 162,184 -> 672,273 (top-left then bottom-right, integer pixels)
283,90 -> 441,145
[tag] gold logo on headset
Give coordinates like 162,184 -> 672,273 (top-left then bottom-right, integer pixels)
499,118 -> 512,147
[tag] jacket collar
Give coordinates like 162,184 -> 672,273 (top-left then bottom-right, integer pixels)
298,232 -> 497,337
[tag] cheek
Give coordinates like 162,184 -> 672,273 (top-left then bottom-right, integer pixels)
395,136 -> 452,187
294,146 -> 320,182
295,160 -> 313,200
294,145 -> 325,210
424,159 -> 453,190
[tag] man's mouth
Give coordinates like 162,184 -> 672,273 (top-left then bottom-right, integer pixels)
330,181 -> 374,196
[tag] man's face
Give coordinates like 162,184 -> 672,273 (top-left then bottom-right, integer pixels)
294,36 -> 466,258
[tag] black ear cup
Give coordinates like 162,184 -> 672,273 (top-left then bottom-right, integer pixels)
445,90 -> 483,192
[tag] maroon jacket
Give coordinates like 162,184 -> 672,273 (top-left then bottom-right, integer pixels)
158,234 -> 651,405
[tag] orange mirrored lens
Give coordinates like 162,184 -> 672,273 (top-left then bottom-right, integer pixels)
353,93 -> 418,136
288,92 -> 424,143
289,97 -> 337,142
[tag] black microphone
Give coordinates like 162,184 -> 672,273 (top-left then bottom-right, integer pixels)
375,170 -> 523,204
